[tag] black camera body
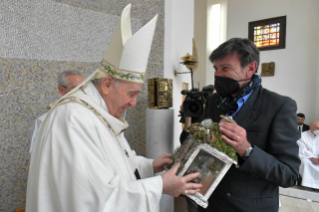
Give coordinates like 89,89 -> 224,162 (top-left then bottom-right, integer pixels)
181,88 -> 204,118
179,85 -> 214,123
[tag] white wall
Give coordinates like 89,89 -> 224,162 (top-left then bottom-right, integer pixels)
227,0 -> 319,123
206,0 -> 227,86
193,0 -> 207,89
193,0 -> 227,89
316,24 -> 319,121
164,2 -> 195,210
164,0 -> 194,149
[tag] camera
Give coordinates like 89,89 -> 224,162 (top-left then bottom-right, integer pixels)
179,85 -> 214,123
181,88 -> 204,118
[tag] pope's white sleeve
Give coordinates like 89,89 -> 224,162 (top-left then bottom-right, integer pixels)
134,154 -> 155,178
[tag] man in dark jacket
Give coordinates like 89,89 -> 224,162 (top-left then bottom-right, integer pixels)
182,38 -> 301,212
297,113 -> 310,132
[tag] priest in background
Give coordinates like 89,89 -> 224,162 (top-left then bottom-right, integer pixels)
26,4 -> 202,212
298,121 -> 319,189
29,70 -> 84,154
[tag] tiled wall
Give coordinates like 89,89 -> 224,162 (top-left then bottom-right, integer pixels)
0,0 -> 164,211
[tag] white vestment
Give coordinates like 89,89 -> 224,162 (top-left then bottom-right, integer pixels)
26,82 -> 162,212
30,113 -> 47,154
297,130 -> 319,189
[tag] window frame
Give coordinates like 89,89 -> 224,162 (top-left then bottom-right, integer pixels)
248,16 -> 286,51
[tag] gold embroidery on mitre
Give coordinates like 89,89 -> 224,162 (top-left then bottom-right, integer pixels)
97,59 -> 145,84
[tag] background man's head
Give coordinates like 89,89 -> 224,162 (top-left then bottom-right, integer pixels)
92,75 -> 142,118
297,113 -> 306,125
309,121 -> 319,136
58,70 -> 85,96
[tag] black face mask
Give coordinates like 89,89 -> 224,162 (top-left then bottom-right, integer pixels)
214,76 -> 251,97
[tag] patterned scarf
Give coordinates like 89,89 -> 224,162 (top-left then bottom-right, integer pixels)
216,74 -> 262,114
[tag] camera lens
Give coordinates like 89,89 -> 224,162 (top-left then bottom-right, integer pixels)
189,102 -> 199,113
183,100 -> 203,117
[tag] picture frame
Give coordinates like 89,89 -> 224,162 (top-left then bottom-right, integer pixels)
248,16 -> 286,51
177,143 -> 237,208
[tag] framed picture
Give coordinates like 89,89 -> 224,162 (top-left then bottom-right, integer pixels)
248,16 -> 286,51
178,143 -> 237,208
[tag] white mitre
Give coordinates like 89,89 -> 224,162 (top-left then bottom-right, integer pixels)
95,4 -> 158,84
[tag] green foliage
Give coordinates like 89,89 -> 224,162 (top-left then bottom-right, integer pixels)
210,129 -> 237,161
189,120 -> 238,161
166,117 -> 238,178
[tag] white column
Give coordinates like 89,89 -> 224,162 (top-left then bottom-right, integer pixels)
146,108 -> 174,212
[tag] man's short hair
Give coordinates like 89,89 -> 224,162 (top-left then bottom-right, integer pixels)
297,113 -> 305,118
209,38 -> 260,73
58,70 -> 84,87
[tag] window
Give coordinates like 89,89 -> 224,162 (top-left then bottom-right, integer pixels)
248,16 -> 286,51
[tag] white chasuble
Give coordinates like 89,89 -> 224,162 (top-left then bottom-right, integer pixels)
297,131 -> 319,189
30,112 -> 47,154
26,82 -> 162,212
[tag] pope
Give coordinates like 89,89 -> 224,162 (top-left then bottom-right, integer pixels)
25,4 -> 202,212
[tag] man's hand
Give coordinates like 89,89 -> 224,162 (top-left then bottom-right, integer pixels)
310,157 -> 319,165
153,153 -> 173,173
218,121 -> 251,157
161,163 -> 202,197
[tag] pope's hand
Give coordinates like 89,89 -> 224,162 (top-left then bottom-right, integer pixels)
161,163 -> 202,197
218,121 -> 251,157
153,153 -> 173,173
310,157 -> 319,165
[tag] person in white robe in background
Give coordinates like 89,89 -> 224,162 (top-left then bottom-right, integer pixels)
298,121 -> 319,189
26,4 -> 202,212
29,70 -> 84,154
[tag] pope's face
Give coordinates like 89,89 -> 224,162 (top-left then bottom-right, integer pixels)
297,117 -> 305,125
105,80 -> 142,118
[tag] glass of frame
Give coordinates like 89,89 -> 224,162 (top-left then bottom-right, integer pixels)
248,16 -> 286,51
177,143 -> 237,208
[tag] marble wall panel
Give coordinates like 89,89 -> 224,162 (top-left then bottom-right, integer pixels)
0,0 -> 142,62
53,0 -> 165,67
0,57 -> 101,211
